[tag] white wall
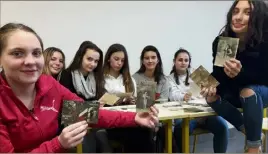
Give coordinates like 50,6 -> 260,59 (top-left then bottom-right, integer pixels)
0,1 -> 233,74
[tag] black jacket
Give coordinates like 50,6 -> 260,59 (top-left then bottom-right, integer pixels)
211,35 -> 268,97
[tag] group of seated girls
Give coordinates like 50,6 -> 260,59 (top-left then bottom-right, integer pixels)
42,41 -> 229,153
0,24 -> 159,153
1,0 -> 268,153
42,1 -> 268,153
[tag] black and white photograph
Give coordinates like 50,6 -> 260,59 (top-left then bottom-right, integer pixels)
61,100 -> 100,126
85,105 -> 99,124
61,100 -> 78,126
214,36 -> 239,67
136,81 -> 157,112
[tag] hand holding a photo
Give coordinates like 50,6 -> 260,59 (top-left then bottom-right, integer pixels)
134,105 -> 159,129
223,58 -> 242,78
200,85 -> 218,103
58,120 -> 88,149
200,85 -> 216,97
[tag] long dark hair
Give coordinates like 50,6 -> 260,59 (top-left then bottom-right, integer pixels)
136,45 -> 164,84
220,0 -> 268,47
170,48 -> 191,86
103,43 -> 134,93
67,41 -> 105,99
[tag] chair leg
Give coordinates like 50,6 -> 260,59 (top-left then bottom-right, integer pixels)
192,135 -> 197,153
76,143 -> 83,153
263,131 -> 267,152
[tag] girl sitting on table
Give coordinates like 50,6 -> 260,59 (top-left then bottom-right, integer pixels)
201,0 -> 268,153
0,23 -> 159,153
132,45 -> 169,100
58,41 -> 111,152
43,47 -> 65,81
167,48 -> 228,153
103,43 -> 155,153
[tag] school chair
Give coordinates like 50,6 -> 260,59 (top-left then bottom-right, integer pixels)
191,128 -> 210,153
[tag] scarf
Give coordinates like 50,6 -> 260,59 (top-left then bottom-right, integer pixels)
71,70 -> 96,99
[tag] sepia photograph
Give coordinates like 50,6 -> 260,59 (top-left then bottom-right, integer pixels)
136,81 -> 157,112
98,93 -> 120,106
214,36 -> 239,67
61,100 -> 100,126
187,81 -> 202,98
190,65 -> 219,89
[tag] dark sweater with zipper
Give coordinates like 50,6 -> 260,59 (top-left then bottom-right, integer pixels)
211,34 -> 268,99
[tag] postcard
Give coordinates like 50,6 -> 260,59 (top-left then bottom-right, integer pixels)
189,65 -> 219,88
98,93 -> 120,106
214,36 -> 239,67
61,100 -> 100,126
136,81 -> 157,112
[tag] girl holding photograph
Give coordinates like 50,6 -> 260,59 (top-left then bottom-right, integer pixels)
0,23 -> 159,153
202,1 -> 268,153
168,48 -> 228,153
103,43 -> 155,153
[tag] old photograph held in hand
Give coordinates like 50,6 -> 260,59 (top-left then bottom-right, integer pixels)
136,81 -> 157,112
214,36 -> 239,67
98,93 -> 120,106
61,100 -> 100,126
190,65 -> 219,89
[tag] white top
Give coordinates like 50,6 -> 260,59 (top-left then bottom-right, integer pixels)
167,68 -> 202,102
167,73 -> 193,101
104,74 -> 137,97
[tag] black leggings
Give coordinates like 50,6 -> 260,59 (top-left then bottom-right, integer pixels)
107,127 -> 155,153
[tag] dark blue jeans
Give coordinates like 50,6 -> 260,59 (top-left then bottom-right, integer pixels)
208,85 -> 268,148
174,116 -> 228,153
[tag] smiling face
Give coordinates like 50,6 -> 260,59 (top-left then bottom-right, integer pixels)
0,30 -> 44,85
48,51 -> 64,75
80,49 -> 100,75
142,51 -> 159,71
231,1 -> 252,35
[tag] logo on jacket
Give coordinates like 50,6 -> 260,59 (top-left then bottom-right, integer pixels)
40,99 -> 58,113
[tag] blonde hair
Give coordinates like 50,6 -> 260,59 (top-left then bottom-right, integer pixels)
43,47 -> 65,76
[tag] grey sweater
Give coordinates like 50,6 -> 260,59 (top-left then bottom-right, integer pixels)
132,72 -> 170,99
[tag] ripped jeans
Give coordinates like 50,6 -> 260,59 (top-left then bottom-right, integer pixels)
208,85 -> 268,148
